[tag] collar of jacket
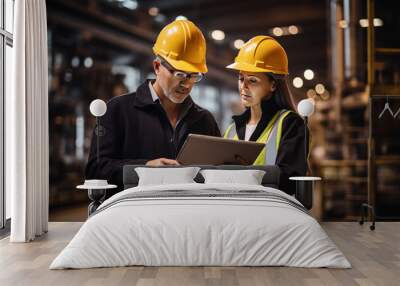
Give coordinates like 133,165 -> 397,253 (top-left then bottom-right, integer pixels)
132,79 -> 209,127
132,79 -> 194,110
232,96 -> 281,140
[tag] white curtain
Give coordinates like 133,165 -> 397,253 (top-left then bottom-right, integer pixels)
8,0 -> 49,242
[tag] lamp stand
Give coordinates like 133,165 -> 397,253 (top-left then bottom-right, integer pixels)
304,116 -> 309,175
94,117 -> 106,163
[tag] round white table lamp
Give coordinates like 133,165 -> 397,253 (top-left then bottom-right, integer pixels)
298,98 -> 315,117
76,99 -> 110,216
89,99 -> 107,163
297,99 -> 315,165
90,99 -> 107,117
293,99 -> 319,210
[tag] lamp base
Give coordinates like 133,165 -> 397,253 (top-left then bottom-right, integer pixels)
290,176 -> 321,210
88,189 -> 106,216
295,180 -> 313,210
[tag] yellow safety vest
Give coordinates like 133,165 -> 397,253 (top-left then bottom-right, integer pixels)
223,110 -> 292,165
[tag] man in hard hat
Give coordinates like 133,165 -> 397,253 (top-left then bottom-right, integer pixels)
85,20 -> 221,192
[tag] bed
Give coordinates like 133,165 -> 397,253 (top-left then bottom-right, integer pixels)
50,165 -> 351,269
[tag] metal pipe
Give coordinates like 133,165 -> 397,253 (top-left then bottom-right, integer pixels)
305,116 -> 309,175
367,0 -> 376,213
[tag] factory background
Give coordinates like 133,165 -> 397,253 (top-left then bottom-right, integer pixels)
4,0 -> 398,222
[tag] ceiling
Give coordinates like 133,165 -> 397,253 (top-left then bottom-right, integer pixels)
47,0 -> 330,91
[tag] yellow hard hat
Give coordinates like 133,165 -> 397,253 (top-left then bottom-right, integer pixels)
226,36 -> 288,75
153,20 -> 208,73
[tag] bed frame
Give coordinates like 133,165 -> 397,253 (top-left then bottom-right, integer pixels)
121,164 -> 314,212
122,164 -> 313,210
81,165 -> 312,216
123,165 -> 281,190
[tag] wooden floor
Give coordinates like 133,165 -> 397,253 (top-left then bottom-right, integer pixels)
49,204 -> 88,222
0,222 -> 399,286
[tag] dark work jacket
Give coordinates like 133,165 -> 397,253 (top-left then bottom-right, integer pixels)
85,80 -> 221,191
231,97 -> 308,195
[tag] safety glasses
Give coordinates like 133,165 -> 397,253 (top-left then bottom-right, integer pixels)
160,60 -> 203,83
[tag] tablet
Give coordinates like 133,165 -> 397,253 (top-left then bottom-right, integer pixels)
176,134 -> 265,165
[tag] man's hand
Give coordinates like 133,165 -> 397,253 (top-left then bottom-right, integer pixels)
146,158 -> 180,166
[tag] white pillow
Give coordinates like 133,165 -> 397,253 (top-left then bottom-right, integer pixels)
200,169 -> 266,185
135,167 -> 200,186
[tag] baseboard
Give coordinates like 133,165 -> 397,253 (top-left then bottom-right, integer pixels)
0,218 -> 11,239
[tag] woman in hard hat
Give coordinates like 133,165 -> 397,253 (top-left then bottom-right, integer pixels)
224,36 -> 308,195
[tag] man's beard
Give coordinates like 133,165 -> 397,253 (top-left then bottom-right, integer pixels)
161,85 -> 189,104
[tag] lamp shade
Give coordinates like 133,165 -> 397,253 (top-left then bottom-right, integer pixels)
297,99 -> 315,117
90,99 -> 107,117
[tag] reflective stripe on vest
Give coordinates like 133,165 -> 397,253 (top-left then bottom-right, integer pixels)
224,110 -> 292,165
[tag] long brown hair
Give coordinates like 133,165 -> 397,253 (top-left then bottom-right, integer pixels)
263,74 -> 296,112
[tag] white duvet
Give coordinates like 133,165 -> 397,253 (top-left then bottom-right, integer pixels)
50,183 -> 351,269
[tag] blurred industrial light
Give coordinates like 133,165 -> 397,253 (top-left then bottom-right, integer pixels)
293,77 -> 303,88
269,26 -> 301,37
175,15 -> 187,20
374,18 -> 383,26
148,7 -> 159,16
154,14 -> 166,23
55,53 -> 63,68
339,20 -> 348,28
234,39 -> 245,49
315,83 -> 325,95
272,27 -> 283,37
288,25 -> 299,35
307,89 -> 317,98
359,18 -> 383,27
304,69 -> 314,80
320,90 -> 330,100
211,30 -> 225,41
71,56 -> 80,68
84,57 -> 93,68
121,0 -> 138,10
64,72 -> 72,82
359,19 -> 368,27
